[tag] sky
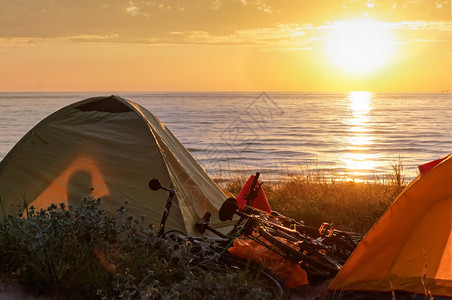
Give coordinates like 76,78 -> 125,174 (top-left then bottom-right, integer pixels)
0,0 -> 451,92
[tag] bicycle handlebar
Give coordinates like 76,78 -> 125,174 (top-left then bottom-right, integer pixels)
149,178 -> 175,236
246,172 -> 261,206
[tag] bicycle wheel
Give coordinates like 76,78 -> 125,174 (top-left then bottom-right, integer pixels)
257,227 -> 341,282
219,253 -> 290,300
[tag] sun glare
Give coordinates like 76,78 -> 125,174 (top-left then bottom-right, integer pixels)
324,20 -> 395,74
340,91 -> 379,178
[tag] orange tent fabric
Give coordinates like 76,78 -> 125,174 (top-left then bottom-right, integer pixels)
327,153 -> 452,297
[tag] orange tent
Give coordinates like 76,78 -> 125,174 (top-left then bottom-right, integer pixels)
327,154 -> 452,298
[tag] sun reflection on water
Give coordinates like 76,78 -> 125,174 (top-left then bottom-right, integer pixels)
341,91 -> 378,178
349,91 -> 371,113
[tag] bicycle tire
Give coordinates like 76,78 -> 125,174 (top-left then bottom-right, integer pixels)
257,227 -> 341,277
219,254 -> 290,300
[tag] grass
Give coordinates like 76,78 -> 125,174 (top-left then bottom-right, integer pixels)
218,161 -> 407,234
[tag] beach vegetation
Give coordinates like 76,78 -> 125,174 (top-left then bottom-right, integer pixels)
0,198 -> 274,299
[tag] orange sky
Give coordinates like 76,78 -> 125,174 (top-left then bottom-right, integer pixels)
0,0 -> 451,92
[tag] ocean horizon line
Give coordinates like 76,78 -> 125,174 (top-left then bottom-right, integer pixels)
0,90 -> 450,95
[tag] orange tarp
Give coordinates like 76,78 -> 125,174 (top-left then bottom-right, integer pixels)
228,232 -> 308,288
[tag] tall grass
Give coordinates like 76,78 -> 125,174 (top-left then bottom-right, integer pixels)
218,162 -> 407,234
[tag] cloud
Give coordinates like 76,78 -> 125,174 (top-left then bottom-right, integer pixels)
211,0 -> 221,10
390,21 -> 452,32
0,23 -> 324,51
164,23 -> 325,51
238,0 -> 272,13
1,19 -> 450,51
0,0 -> 450,50
126,5 -> 149,17
0,34 -> 121,51
1,0 -> 450,41
409,39 -> 448,43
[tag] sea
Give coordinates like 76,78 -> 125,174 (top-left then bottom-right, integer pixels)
0,92 -> 451,181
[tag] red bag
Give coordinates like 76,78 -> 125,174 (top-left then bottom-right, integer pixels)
236,175 -> 272,213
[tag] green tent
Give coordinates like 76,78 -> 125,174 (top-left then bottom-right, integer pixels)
0,95 -> 227,235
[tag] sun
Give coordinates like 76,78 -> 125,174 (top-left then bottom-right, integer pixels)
324,19 -> 396,74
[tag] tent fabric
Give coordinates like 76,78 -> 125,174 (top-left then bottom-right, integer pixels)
0,95 -> 227,235
327,153 -> 452,298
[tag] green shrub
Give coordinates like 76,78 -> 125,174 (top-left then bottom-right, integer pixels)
0,198 -> 275,299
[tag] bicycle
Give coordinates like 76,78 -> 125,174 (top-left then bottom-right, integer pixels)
218,172 -> 361,280
149,173 -> 361,295
149,178 -> 289,299
218,196 -> 342,283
